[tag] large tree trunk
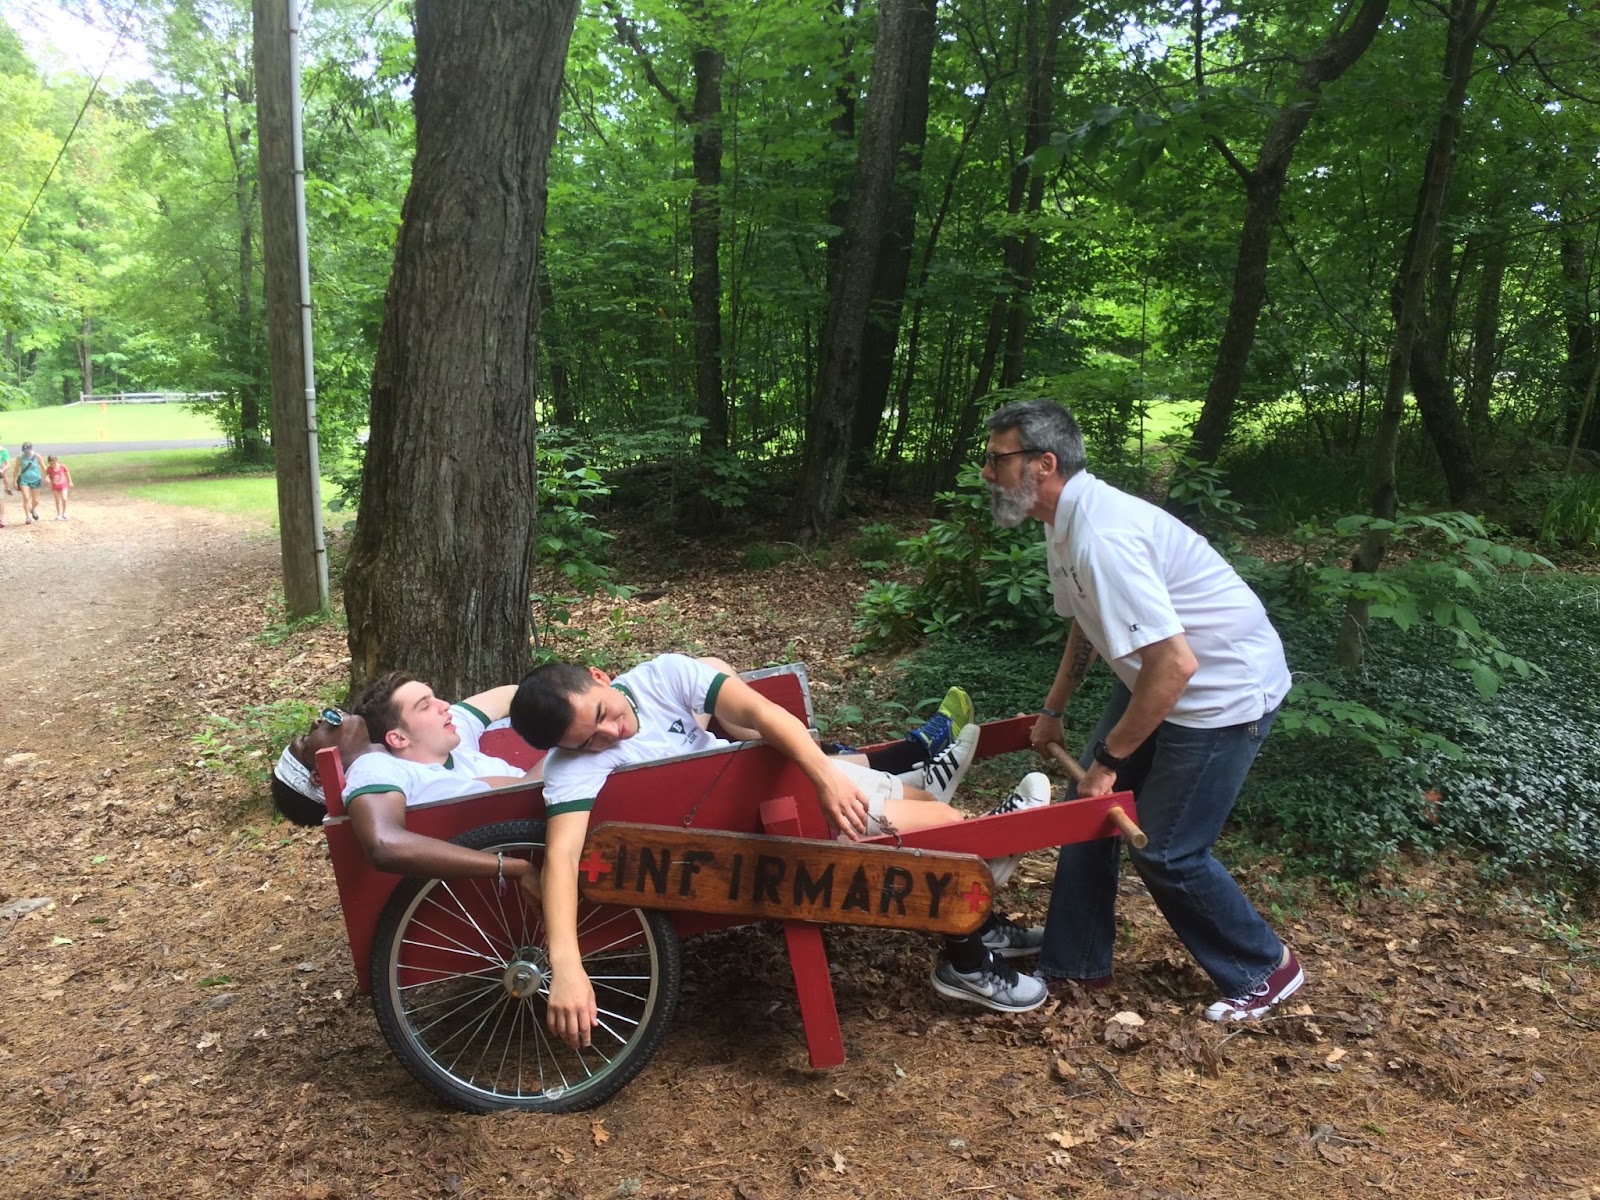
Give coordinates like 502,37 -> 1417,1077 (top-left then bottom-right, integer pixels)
1409,244 -> 1480,502
793,0 -> 921,538
1186,0 -> 1389,468
687,35 -> 727,455
345,0 -> 577,697
851,0 -> 936,471
1337,0 -> 1494,671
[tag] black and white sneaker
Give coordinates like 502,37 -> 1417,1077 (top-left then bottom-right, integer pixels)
984,771 -> 1051,887
930,952 -> 1047,1013
903,722 -> 980,804
980,913 -> 1045,959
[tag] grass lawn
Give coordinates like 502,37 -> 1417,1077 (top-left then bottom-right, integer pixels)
0,401 -> 225,444
71,448 -> 355,531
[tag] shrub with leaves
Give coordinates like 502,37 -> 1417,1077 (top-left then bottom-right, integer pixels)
852,465 -> 1056,649
532,437 -> 633,630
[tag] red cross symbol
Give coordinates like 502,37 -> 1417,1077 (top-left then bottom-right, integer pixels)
578,850 -> 613,884
962,881 -> 990,913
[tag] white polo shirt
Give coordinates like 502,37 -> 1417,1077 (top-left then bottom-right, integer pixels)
1046,471 -> 1290,728
343,702 -> 522,808
541,654 -> 730,818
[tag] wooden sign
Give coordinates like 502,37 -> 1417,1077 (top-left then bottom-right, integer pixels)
578,823 -> 994,936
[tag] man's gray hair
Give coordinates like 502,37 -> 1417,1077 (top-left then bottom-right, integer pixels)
984,399 -> 1086,478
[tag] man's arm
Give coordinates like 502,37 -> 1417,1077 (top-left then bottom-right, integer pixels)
1075,632 -> 1196,798
347,790 -> 537,887
1030,620 -> 1100,755
459,684 -> 518,723
709,674 -> 874,838
541,809 -> 597,1048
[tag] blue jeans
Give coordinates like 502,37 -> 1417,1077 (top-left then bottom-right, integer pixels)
1037,683 -> 1283,998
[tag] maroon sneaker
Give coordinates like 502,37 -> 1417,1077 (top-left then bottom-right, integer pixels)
1204,948 -> 1304,1021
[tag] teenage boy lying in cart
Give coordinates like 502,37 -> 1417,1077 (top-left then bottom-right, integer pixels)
510,653 -> 1056,1049
268,658 -> 992,915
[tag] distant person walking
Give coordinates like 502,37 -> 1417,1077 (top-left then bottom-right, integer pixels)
0,438 -> 11,527
46,455 -> 73,520
14,442 -> 44,524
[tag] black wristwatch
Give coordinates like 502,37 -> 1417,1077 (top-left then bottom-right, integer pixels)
1092,739 -> 1129,771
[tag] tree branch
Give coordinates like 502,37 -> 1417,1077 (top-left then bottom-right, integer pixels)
602,0 -> 692,125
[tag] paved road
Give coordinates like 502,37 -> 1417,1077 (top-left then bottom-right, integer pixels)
13,438 -> 229,455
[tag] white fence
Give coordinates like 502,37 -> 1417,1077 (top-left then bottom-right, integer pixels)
70,392 -> 225,405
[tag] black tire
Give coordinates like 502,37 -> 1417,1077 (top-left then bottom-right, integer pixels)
368,818 -> 681,1113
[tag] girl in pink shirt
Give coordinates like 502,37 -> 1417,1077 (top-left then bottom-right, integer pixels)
46,456 -> 72,520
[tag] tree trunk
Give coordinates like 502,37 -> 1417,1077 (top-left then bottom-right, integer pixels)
1409,243 -> 1480,502
1465,230 -> 1506,441
1000,0 -> 1075,390
344,0 -> 578,698
536,260 -> 573,426
225,91 -> 267,462
851,0 -> 936,471
794,0 -> 920,538
77,314 -> 92,399
939,0 -> 1079,488
1186,0 -> 1389,468
1337,0 -> 1493,671
688,36 -> 727,455
1559,226 -> 1598,452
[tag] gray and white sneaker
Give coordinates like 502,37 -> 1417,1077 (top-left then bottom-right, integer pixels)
980,913 -> 1045,959
930,953 -> 1047,1013
985,771 -> 1051,888
902,721 -> 980,804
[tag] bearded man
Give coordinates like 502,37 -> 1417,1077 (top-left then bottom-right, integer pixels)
979,398 -> 1303,1021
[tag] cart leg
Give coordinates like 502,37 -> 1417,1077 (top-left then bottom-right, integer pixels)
761,797 -> 846,1069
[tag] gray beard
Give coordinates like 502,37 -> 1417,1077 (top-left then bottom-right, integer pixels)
988,473 -> 1038,528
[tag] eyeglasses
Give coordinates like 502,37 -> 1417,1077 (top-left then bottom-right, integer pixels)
981,448 -> 1038,469
320,707 -> 344,726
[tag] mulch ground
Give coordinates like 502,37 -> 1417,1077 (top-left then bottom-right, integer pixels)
1,492 -> 1597,1199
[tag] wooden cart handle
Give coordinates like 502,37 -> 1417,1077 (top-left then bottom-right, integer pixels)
1044,742 -> 1149,848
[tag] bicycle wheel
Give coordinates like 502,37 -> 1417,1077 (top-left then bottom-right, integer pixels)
369,818 -> 681,1113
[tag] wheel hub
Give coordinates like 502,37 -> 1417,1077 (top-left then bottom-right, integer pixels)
502,947 -> 549,999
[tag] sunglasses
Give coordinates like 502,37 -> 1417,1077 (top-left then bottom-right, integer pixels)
320,707 -> 344,726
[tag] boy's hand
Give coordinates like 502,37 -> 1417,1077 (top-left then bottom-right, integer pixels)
547,968 -> 597,1049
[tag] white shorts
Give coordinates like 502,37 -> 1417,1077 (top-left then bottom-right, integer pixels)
828,758 -> 902,838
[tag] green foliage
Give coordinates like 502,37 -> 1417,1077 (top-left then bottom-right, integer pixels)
191,697 -> 323,782
741,541 -> 798,571
1165,455 -> 1256,552
849,522 -> 902,567
1538,473 -> 1600,551
532,438 -> 634,630
852,465 -> 1056,650
1241,510 -> 1551,702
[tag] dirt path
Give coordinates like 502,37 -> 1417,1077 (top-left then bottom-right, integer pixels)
1,488 -> 1597,1199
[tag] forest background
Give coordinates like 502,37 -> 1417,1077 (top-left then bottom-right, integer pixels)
1,0 -> 1598,905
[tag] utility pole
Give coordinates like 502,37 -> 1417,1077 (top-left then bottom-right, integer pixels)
254,0 -> 329,615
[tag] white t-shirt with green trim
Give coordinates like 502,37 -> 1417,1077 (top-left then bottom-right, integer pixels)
541,654 -> 729,818
342,701 -> 521,808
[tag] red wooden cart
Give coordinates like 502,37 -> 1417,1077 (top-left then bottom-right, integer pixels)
315,666 -> 1139,1113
